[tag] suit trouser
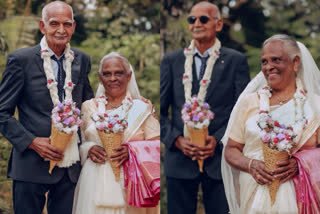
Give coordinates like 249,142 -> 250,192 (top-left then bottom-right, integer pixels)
13,170 -> 76,214
166,172 -> 229,214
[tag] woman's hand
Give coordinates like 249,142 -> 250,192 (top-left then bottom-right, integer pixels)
88,145 -> 107,164
110,145 -> 129,167
250,160 -> 274,185
273,158 -> 298,183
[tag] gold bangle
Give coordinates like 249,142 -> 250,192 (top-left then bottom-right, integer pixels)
248,159 -> 254,174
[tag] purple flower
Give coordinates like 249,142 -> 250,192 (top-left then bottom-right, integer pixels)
58,103 -> 64,110
184,103 -> 191,109
203,103 -> 209,109
277,133 -> 285,141
192,115 -> 199,121
62,118 -> 70,126
75,108 -> 81,116
280,124 -> 286,129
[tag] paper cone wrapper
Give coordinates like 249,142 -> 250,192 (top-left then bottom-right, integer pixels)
49,124 -> 73,174
187,126 -> 210,172
98,131 -> 123,181
262,143 -> 289,205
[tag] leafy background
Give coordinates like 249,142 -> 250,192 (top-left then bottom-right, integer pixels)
1,0 -> 320,213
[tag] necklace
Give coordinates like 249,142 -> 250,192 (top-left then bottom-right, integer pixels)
183,38 -> 221,102
108,102 -> 122,109
272,93 -> 293,105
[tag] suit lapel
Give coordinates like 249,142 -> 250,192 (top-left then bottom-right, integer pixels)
71,50 -> 80,85
205,48 -> 226,100
34,45 -> 46,78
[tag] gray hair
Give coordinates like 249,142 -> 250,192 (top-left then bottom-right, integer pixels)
263,34 -> 301,60
42,1 -> 74,23
98,52 -> 132,74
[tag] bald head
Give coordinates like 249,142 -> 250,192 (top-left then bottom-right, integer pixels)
191,2 -> 221,19
42,1 -> 74,23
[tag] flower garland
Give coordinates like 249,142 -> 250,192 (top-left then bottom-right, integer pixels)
40,36 -> 81,168
92,95 -> 133,134
41,37 -> 75,106
181,39 -> 221,130
257,78 -> 308,152
40,37 -> 81,134
183,38 -> 221,102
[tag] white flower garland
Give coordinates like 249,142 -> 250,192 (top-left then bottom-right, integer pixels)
40,37 -> 75,106
183,38 -> 221,102
40,36 -> 80,168
257,78 -> 307,152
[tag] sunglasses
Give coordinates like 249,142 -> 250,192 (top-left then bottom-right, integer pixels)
187,16 -> 211,24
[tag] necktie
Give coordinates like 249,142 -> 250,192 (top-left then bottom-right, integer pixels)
196,53 -> 209,81
51,55 -> 65,102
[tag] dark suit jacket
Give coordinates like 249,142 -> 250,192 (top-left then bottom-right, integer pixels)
161,47 -> 250,180
0,44 -> 94,184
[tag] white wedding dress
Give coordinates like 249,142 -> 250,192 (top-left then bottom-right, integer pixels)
225,92 -> 318,214
72,98 -> 160,214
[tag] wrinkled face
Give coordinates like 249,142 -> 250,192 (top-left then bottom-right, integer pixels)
188,5 -> 222,43
39,4 -> 75,52
261,41 -> 299,90
99,57 -> 132,98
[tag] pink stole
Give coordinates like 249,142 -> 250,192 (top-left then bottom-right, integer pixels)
123,140 -> 160,207
293,148 -> 320,214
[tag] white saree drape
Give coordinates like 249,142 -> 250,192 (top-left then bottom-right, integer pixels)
221,92 -> 320,214
72,98 -> 160,214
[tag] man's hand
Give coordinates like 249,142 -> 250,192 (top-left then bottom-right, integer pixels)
174,136 -> 199,160
273,158 -> 298,184
196,135 -> 216,160
110,145 -> 129,167
28,137 -> 64,161
88,145 -> 107,164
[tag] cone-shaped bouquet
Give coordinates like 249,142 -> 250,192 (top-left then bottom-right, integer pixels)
262,143 -> 289,205
181,96 -> 215,172
187,126 -> 210,172
98,131 -> 123,181
49,101 -> 82,174
49,124 -> 73,174
91,96 -> 132,182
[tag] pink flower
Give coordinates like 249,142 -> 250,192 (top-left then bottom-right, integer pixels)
97,122 -> 105,131
207,112 -> 214,120
262,133 -> 271,142
182,115 -> 190,122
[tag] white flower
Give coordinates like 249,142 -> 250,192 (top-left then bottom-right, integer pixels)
92,113 -> 100,121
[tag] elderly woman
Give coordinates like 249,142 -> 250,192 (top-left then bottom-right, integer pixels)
72,52 -> 160,214
222,34 -> 320,214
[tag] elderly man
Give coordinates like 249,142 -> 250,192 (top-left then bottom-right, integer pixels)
0,1 -> 93,214
160,2 -> 250,214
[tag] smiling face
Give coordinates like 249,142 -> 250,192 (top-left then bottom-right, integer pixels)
188,3 -> 223,44
261,40 -> 299,90
39,2 -> 75,56
99,57 -> 132,99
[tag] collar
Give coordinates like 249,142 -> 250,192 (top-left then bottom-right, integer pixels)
40,36 -> 66,59
194,45 -> 213,57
